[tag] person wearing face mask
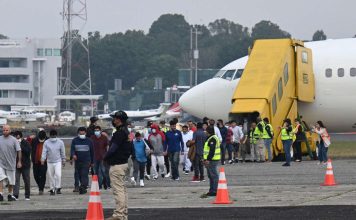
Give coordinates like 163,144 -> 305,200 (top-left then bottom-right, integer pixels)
31,130 -> 48,195
13,131 -> 31,201
181,125 -> 193,175
40,129 -> 66,195
148,124 -> 166,179
143,121 -> 153,180
70,127 -> 94,194
90,126 -> 110,190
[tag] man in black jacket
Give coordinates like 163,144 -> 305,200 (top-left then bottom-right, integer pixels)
104,111 -> 133,220
13,131 -> 31,200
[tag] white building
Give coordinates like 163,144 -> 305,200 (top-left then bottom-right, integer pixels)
0,38 -> 61,110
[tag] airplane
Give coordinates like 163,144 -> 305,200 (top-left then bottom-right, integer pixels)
97,103 -> 171,121
0,110 -> 21,121
179,38 -> 356,132
0,109 -> 48,122
21,110 -> 48,120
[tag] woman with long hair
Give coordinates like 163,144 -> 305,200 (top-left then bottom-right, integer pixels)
312,121 -> 331,165
279,119 -> 293,166
293,119 -> 306,162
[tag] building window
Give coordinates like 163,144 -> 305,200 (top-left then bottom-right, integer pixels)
302,51 -> 308,63
45,48 -> 52,56
278,78 -> 283,101
351,68 -> 356,77
37,48 -> 44,56
338,68 -> 344,77
0,90 -> 9,98
283,63 -> 289,86
272,94 -> 277,116
53,49 -> 61,56
325,68 -> 332,78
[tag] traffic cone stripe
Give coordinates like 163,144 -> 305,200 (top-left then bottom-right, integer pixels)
218,180 -> 227,184
90,192 -> 101,196
89,195 -> 102,203
219,172 -> 226,180
218,183 -> 228,189
326,170 -> 333,175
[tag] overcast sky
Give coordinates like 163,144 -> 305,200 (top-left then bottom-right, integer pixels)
0,0 -> 355,40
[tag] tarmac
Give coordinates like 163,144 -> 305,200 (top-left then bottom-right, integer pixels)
0,159 -> 356,219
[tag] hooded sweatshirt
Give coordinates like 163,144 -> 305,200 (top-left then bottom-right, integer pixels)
41,138 -> 66,163
148,124 -> 165,156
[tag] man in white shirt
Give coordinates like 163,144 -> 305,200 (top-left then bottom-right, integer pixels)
230,121 -> 244,163
181,125 -> 193,175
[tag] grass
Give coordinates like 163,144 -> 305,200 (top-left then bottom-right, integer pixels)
328,141 -> 356,158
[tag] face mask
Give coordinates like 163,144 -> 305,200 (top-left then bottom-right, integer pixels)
128,128 -> 132,133
39,139 -> 45,142
79,134 -> 86,139
50,138 -> 57,142
94,131 -> 101,137
152,129 -> 157,133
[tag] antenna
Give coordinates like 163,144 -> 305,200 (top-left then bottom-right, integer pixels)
59,0 -> 92,110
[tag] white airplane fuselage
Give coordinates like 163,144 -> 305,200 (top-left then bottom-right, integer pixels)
179,38 -> 356,132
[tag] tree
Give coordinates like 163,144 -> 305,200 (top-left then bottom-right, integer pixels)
251,20 -> 291,40
312,30 -> 327,41
0,34 -> 8,39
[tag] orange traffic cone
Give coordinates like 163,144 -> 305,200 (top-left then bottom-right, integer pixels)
86,175 -> 104,220
212,167 -> 233,204
321,159 -> 337,186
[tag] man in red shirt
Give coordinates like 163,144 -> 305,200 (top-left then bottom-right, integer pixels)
90,126 -> 110,189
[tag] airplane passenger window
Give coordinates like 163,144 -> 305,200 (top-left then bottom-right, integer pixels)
338,68 -> 344,77
233,69 -> 244,79
221,70 -> 236,80
272,94 -> 277,116
350,68 -> 356,77
325,69 -> 332,78
278,78 -> 283,101
283,63 -> 289,85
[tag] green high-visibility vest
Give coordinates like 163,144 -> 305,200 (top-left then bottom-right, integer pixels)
254,121 -> 264,138
203,135 -> 221,161
281,128 -> 292,140
262,123 -> 274,139
249,129 -> 260,144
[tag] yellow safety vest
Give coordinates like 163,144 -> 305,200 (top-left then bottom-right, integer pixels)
281,128 -> 292,140
162,127 -> 169,133
254,121 -> 264,138
203,135 -> 221,161
249,129 -> 260,144
262,123 -> 274,139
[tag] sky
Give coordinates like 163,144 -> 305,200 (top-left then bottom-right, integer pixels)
0,0 -> 355,40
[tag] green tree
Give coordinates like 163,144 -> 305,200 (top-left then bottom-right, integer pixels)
312,30 -> 327,41
251,20 -> 291,40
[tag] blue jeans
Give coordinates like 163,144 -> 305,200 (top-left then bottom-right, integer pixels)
206,160 -> 219,194
317,141 -> 328,162
94,160 -> 110,188
220,142 -> 227,163
168,152 -> 180,179
282,140 -> 292,165
264,138 -> 273,161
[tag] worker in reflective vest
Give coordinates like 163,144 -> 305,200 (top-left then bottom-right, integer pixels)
280,118 -> 293,167
254,117 -> 265,162
203,125 -> 221,197
262,117 -> 274,162
249,122 -> 259,162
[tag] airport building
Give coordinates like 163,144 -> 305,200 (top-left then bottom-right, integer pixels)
0,38 -> 61,110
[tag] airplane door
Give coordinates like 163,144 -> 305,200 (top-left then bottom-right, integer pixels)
295,47 -> 315,102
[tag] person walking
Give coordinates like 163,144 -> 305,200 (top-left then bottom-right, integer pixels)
31,130 -> 48,195
90,125 -> 110,190
70,127 -> 94,194
254,117 -> 266,162
104,111 -> 133,220
262,118 -> 274,162
217,119 -> 228,165
0,125 -> 22,202
293,119 -> 306,162
13,131 -> 31,200
280,119 -> 293,167
249,122 -> 259,163
203,126 -> 221,197
41,129 -> 66,195
86,116 -> 98,138
191,122 -> 206,182
159,121 -> 171,178
164,120 -> 184,181
132,133 -> 148,187
312,121 -> 331,165
148,124 -> 166,179
181,125 -> 193,174
225,122 -> 234,163
230,120 -> 244,163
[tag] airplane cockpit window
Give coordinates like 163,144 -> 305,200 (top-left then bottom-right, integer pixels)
221,70 -> 236,80
338,68 -> 344,77
233,69 -> 244,80
325,68 -> 332,78
350,68 -> 356,77
214,70 -> 226,78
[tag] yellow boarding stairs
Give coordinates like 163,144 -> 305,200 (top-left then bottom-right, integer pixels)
229,39 -> 317,160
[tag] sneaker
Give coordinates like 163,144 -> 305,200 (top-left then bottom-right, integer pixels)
14,195 -> 19,200
228,160 -> 233,164
39,190 -> 44,195
79,188 -> 87,194
139,180 -> 144,187
56,188 -> 62,194
206,192 -> 217,197
221,161 -> 225,165
165,172 -> 171,178
174,177 -> 180,181
73,187 -> 79,192
145,174 -> 151,180
0,194 -> 3,201
184,171 -> 189,175
107,186 -> 111,190
49,189 -> 56,196
317,161 -> 321,165
282,163 -> 290,167
161,174 -> 165,178
295,159 -> 301,162
200,177 -> 206,182
130,177 -> 137,186
153,176 -> 158,180
8,194 -> 17,201
190,176 -> 200,183
25,197 -> 30,201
